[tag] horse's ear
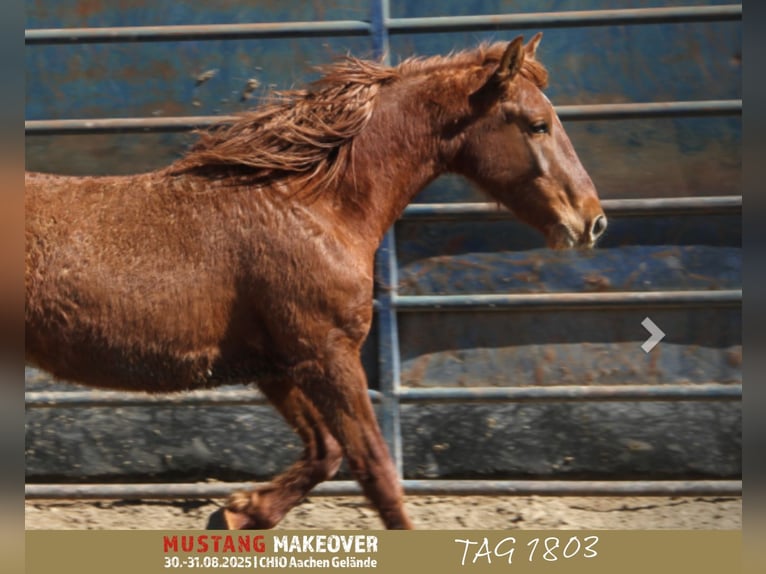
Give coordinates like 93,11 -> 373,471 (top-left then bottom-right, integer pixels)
495,36 -> 525,83
468,36 -> 526,110
525,32 -> 543,58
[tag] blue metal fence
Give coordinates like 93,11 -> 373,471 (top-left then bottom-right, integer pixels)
25,1 -> 742,500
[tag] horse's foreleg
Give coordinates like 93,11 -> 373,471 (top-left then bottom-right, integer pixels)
222,382 -> 343,529
299,341 -> 413,530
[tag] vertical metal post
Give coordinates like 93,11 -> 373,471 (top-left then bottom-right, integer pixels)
369,0 -> 404,477
375,233 -> 403,476
370,0 -> 390,60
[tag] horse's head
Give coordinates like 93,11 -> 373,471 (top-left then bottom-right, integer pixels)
449,34 -> 606,249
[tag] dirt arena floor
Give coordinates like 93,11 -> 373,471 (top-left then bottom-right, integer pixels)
25,494 -> 741,530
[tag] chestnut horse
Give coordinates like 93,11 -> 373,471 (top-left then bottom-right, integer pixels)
25,34 -> 606,529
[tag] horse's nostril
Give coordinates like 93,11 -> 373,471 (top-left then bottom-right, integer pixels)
591,214 -> 607,239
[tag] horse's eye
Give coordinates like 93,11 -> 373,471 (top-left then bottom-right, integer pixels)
530,122 -> 549,135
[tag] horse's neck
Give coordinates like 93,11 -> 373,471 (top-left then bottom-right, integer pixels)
338,85 -> 445,246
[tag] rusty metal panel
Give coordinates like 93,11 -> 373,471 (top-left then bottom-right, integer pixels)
25,1 -> 372,174
26,1 -> 741,192
25,1 -> 371,120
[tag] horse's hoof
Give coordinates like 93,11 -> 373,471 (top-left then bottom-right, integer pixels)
222,508 -> 259,530
205,505 -> 261,530
209,491 -> 272,529
205,507 -> 229,530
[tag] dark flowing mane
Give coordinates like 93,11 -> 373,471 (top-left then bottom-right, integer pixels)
171,42 -> 548,189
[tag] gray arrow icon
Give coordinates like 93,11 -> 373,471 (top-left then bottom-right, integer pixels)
641,317 -> 665,352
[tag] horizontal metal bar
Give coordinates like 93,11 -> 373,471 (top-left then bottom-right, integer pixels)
24,479 -> 742,500
25,115 -> 228,136
398,383 -> 741,403
25,383 -> 739,410
24,389 -> 382,408
25,5 -> 742,46
393,289 -> 741,312
402,196 -> 742,220
25,21 -> 372,45
556,99 -> 742,120
600,196 -> 742,217
24,100 -> 741,136
387,5 -> 742,34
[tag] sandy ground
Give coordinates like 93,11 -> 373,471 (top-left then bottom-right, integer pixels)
25,495 -> 741,530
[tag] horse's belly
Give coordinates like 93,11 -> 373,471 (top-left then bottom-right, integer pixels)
24,275 -> 274,392
25,252 -> 262,391
25,328 -> 271,393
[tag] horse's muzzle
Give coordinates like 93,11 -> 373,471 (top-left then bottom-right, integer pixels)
548,213 -> 607,249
